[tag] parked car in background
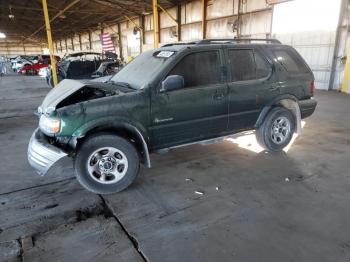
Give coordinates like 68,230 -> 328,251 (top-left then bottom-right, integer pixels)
12,57 -> 32,72
38,67 -> 49,78
18,55 -> 60,75
46,51 -> 120,87
19,63 -> 49,75
28,38 -> 317,194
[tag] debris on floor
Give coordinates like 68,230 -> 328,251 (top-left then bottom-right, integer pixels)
285,177 -> 290,182
185,178 -> 193,182
194,191 -> 204,195
215,186 -> 221,191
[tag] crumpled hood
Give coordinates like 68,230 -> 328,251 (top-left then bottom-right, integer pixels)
38,79 -> 85,114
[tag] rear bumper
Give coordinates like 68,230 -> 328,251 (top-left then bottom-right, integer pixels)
299,98 -> 317,119
27,129 -> 67,176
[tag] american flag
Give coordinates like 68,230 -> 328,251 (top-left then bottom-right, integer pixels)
100,33 -> 115,53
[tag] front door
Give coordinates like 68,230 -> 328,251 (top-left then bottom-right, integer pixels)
150,49 -> 228,150
225,47 -> 276,132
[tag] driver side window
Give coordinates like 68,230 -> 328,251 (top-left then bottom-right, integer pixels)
168,51 -> 221,88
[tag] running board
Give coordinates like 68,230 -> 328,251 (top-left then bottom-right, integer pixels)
155,133 -> 251,154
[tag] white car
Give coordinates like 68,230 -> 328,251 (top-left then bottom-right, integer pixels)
38,67 -> 49,78
12,59 -> 32,72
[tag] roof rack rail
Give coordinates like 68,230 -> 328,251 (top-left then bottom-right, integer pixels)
197,38 -> 281,45
161,42 -> 197,48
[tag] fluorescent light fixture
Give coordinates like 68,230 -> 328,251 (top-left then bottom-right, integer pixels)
0,32 -> 6,38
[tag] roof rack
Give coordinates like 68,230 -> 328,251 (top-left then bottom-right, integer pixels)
197,38 -> 282,45
161,42 -> 197,48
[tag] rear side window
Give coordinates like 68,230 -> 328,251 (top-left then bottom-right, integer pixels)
168,51 -> 221,88
227,49 -> 271,82
272,49 -> 309,73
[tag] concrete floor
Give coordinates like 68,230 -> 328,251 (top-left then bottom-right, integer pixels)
0,73 -> 350,262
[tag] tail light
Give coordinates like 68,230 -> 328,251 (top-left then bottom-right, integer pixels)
310,80 -> 315,96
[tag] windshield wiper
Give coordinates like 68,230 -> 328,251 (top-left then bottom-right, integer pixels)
108,80 -> 136,90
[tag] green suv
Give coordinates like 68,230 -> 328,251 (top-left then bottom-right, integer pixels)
28,38 -> 317,194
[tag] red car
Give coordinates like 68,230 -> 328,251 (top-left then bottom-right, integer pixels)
18,63 -> 49,75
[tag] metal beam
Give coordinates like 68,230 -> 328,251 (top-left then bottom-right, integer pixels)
177,5 -> 181,42
117,23 -> 123,61
202,0 -> 207,39
71,37 -> 75,51
139,16 -> 144,53
26,0 -> 82,41
79,34 -> 82,50
152,0 -> 159,48
157,4 -> 180,42
329,0 -> 347,90
0,4 -> 107,15
42,0 -> 58,87
88,31 -> 92,50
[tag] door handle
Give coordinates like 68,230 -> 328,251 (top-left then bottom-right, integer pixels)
213,93 -> 224,100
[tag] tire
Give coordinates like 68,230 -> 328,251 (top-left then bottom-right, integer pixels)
74,134 -> 140,194
256,107 -> 296,152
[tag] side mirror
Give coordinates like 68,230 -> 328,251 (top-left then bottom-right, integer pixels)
161,75 -> 184,92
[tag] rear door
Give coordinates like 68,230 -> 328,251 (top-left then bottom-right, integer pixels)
225,47 -> 276,132
150,48 -> 228,149
268,46 -> 314,100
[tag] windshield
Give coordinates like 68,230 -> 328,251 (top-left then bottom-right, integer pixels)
111,50 -> 174,89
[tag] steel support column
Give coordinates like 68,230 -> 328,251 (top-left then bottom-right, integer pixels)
177,5 -> 181,42
117,23 -> 123,61
152,0 -> 159,48
42,0 -> 58,87
88,31 -> 92,50
202,0 -> 207,39
330,0 -> 347,90
79,34 -> 82,50
341,37 -> 350,93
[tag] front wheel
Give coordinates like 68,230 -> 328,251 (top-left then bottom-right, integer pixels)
256,107 -> 296,152
74,134 -> 140,194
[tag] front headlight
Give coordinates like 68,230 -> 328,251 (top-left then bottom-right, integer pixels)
39,115 -> 61,134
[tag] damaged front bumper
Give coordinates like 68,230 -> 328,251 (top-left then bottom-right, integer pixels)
27,128 -> 68,176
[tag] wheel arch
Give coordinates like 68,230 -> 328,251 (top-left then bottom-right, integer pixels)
255,95 -> 302,134
74,121 -> 151,168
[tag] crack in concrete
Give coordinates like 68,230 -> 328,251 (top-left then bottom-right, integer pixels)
98,195 -> 149,262
0,177 -> 75,196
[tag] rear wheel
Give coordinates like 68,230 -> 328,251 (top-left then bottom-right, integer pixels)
256,107 -> 296,152
74,134 -> 140,194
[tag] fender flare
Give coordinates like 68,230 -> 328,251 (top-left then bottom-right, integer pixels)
255,95 -> 302,134
72,118 -> 151,168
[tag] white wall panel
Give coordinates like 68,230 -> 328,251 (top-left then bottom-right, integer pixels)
144,15 -> 153,31
160,27 -> 178,44
240,10 -> 272,36
276,31 -> 336,90
206,17 -> 237,38
181,1 -> 202,24
160,7 -> 177,28
207,0 -> 234,19
181,23 -> 202,41
243,0 -> 268,12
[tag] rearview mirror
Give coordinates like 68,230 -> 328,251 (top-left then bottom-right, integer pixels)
161,75 -> 184,92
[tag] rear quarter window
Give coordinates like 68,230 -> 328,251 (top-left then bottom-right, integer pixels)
271,48 -> 310,74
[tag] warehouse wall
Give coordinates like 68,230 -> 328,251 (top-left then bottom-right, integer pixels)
53,0 -> 275,60
0,41 -> 45,56
272,0 -> 343,90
